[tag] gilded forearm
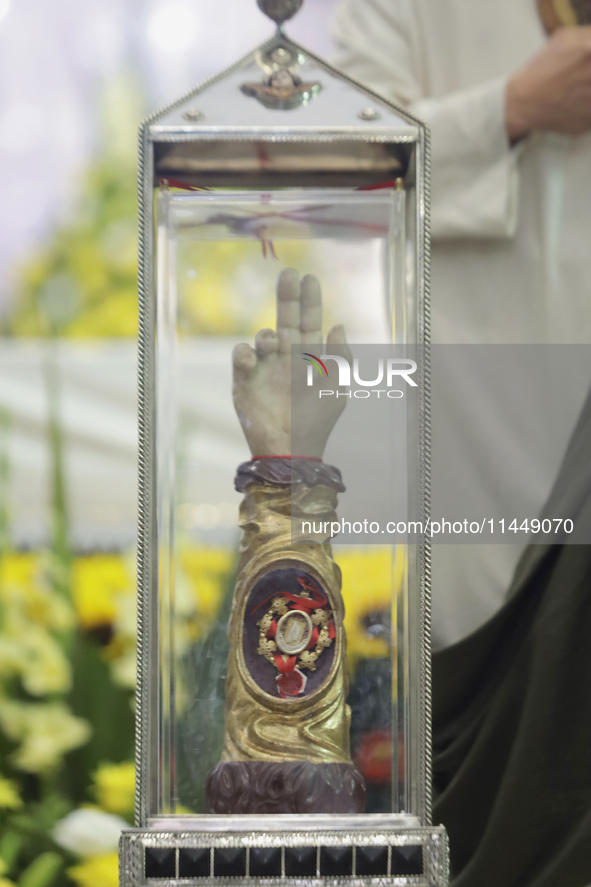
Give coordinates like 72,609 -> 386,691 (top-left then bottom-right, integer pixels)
221,458 -> 352,764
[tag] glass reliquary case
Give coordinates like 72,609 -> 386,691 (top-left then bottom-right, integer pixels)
120,2 -> 448,885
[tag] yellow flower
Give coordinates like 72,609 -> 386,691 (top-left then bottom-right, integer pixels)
68,241 -> 109,296
16,627 -> 71,696
0,553 -> 73,695
0,552 -> 37,595
336,547 -> 406,667
0,777 -> 22,809
0,700 -> 91,774
0,552 -> 73,632
72,555 -> 134,629
0,637 -> 24,679
66,289 -> 137,338
69,853 -> 119,887
93,762 -> 135,816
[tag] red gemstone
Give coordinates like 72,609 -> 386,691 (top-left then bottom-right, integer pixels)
276,668 -> 307,698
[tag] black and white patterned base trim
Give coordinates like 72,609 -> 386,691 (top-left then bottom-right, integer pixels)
119,826 -> 448,887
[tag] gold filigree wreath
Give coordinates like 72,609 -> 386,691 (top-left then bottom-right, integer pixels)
257,594 -> 334,673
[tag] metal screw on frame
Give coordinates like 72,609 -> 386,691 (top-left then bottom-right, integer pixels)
183,109 -> 203,122
358,107 -> 381,121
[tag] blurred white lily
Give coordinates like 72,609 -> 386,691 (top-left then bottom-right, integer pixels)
52,808 -> 128,857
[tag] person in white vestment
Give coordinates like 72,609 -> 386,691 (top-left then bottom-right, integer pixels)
331,0 -> 591,647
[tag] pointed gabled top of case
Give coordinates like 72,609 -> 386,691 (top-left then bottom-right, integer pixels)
143,2 -> 425,189
147,30 -> 419,138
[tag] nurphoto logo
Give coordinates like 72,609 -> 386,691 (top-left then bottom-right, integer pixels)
302,353 -> 418,399
301,353 -> 329,377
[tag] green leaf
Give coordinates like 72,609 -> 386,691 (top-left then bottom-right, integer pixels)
62,633 -> 134,804
0,830 -> 24,873
18,852 -> 62,887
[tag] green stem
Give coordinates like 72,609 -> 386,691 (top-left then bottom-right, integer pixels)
43,340 -> 72,598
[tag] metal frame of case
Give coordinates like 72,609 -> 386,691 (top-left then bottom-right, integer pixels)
123,23 -> 447,887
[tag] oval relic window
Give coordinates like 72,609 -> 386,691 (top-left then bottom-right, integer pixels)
275,610 -> 313,655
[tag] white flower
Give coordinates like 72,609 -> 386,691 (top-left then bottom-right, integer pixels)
52,808 -> 128,857
0,700 -> 91,774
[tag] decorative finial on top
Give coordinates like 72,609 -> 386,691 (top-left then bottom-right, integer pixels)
257,0 -> 304,26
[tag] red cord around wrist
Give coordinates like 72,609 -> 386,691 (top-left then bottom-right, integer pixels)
251,454 -> 322,461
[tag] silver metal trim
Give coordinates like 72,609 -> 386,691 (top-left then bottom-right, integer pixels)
418,129 -> 433,825
136,126 -> 154,828
149,129 -> 418,142
148,815 -> 422,833
418,128 -> 433,827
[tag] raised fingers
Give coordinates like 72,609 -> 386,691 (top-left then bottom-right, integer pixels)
255,328 -> 279,357
300,274 -> 322,346
232,342 -> 257,379
276,267 -> 301,354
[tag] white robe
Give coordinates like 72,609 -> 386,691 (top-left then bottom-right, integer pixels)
331,0 -> 591,647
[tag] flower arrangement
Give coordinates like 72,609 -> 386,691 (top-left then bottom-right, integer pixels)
0,540 -> 234,887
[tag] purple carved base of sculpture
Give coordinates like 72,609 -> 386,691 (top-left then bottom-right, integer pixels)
206,761 -> 366,814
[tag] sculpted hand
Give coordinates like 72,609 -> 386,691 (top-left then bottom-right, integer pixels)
232,268 -> 350,459
506,26 -> 591,140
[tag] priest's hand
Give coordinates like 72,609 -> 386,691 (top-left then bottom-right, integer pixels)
232,268 -> 350,459
506,26 -> 591,140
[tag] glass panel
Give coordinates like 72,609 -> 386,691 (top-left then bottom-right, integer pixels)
152,187 -> 420,824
